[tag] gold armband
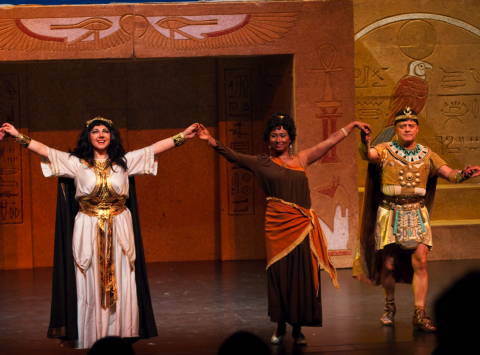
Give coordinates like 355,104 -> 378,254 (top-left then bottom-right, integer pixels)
15,133 -> 32,148
172,132 -> 185,147
340,127 -> 348,137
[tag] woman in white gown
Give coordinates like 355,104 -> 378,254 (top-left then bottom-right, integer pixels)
1,117 -> 197,349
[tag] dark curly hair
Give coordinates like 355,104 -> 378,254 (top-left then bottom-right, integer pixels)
70,118 -> 127,171
263,113 -> 296,143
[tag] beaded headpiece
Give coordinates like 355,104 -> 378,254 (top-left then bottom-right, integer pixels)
85,116 -> 114,128
394,107 -> 418,124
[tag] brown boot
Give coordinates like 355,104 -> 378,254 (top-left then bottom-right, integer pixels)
379,298 -> 396,326
413,306 -> 436,332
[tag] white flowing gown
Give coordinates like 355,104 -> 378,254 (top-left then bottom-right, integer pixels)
41,146 -> 157,349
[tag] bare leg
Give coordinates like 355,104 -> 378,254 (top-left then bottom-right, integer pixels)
411,243 -> 436,331
411,243 -> 429,307
381,255 -> 396,300
380,255 -> 396,325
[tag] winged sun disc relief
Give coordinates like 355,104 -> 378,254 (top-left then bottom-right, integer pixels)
0,12 -> 296,51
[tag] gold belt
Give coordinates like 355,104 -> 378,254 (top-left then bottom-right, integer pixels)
78,196 -> 127,309
381,195 -> 425,210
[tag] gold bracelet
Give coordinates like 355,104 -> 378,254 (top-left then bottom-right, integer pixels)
449,170 -> 468,184
15,133 -> 32,148
455,170 -> 468,183
172,132 -> 185,147
341,127 -> 348,137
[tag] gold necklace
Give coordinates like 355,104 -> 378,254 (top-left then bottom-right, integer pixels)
94,159 -> 110,171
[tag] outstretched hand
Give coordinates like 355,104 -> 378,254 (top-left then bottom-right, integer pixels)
1,122 -> 20,141
197,124 -> 212,141
351,121 -> 372,145
183,123 -> 199,139
464,165 -> 480,179
353,121 -> 371,135
196,124 -> 217,147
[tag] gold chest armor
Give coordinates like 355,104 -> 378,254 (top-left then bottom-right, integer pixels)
380,142 -> 432,194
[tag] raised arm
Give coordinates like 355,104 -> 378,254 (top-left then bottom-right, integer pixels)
1,122 -> 49,158
197,123 -> 257,170
150,123 -> 198,155
297,121 -> 371,166
359,129 -> 381,163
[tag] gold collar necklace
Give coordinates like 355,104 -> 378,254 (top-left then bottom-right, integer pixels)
94,159 -> 110,171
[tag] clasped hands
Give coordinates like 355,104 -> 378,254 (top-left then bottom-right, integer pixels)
0,122 -> 20,141
462,166 -> 480,179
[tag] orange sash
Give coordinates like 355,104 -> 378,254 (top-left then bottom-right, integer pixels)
265,197 -> 339,292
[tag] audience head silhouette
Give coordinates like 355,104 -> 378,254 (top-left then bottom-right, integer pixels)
87,336 -> 134,355
218,330 -> 271,355
433,270 -> 480,355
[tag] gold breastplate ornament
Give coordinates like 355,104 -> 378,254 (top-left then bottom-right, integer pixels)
399,166 -> 421,188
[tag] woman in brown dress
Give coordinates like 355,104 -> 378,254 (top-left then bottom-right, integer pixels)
198,114 -> 370,345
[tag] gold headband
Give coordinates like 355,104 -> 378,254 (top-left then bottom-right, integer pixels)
275,114 -> 286,119
85,116 -> 114,127
394,107 -> 418,122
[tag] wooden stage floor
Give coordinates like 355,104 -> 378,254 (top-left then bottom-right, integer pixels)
0,259 -> 478,355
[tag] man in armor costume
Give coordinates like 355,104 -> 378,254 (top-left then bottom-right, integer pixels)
353,107 -> 480,332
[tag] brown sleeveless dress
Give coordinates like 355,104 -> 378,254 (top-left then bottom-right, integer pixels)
215,143 -> 322,326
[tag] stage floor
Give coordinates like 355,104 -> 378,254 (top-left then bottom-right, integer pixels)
0,259 -> 478,355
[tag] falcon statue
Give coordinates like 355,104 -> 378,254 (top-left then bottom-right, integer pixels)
373,60 -> 432,145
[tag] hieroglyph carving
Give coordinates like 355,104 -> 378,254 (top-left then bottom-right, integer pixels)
312,43 -> 343,163
356,14 -> 480,128
436,135 -> 480,155
0,13 -> 296,51
0,142 -> 22,224
224,69 -> 255,215
318,205 -> 350,254
316,176 -> 340,199
355,96 -> 387,121
438,96 -> 480,125
437,66 -> 480,90
355,65 -> 389,88
0,75 -> 22,224
440,67 -> 467,89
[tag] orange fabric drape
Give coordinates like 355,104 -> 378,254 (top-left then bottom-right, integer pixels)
270,157 -> 305,171
265,197 -> 339,292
